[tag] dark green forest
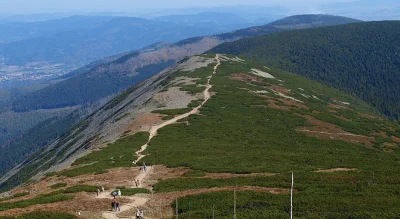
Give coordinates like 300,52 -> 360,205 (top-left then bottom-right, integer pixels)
210,21 -> 400,121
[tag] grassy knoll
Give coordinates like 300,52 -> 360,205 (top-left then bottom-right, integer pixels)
141,55 -> 400,217
60,132 -> 149,177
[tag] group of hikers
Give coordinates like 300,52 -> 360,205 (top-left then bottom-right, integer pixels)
96,186 -> 105,196
139,162 -> 147,172
111,199 -> 121,212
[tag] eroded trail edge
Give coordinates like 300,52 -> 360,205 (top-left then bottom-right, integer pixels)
101,55 -> 220,219
136,54 -> 221,162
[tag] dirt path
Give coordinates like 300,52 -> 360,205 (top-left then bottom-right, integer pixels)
136,54 -> 220,162
100,167 -> 152,219
101,55 -> 221,219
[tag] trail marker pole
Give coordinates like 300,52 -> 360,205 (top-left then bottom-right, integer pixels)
160,200 -> 162,219
176,199 -> 179,219
213,204 -> 215,219
290,172 -> 294,219
234,189 -> 236,219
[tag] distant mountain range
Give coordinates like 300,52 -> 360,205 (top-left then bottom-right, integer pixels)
11,14 -> 360,112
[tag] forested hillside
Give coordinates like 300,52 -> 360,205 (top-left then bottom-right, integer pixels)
211,21 -> 400,121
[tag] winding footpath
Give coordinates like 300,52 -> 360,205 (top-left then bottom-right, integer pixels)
101,54 -> 220,219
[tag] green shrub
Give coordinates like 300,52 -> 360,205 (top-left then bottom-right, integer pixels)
50,183 -> 67,189
0,194 -> 72,211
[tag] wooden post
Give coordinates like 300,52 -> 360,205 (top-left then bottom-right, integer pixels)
290,172 -> 294,219
160,200 -> 162,219
176,199 -> 179,219
234,189 -> 236,219
213,204 -> 215,219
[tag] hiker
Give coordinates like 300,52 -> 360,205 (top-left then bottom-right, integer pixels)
112,199 -> 116,211
134,179 -> 138,187
118,189 -> 122,197
116,201 -> 120,212
96,189 -> 100,196
136,210 -> 140,219
101,186 -> 105,193
136,179 -> 140,187
140,209 -> 144,219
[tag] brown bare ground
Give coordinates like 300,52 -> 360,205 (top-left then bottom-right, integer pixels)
384,142 -> 398,148
315,168 -> 358,173
360,114 -> 383,120
372,131 -> 388,138
335,115 -> 351,122
229,73 -> 264,83
267,84 -> 291,94
297,115 -> 375,147
328,109 -> 338,113
0,192 -> 119,217
65,167 -> 140,189
328,104 -> 349,110
127,113 -> 164,134
392,136 -> 400,143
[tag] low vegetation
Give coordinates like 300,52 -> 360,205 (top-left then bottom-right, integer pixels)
0,194 -> 72,211
50,183 -> 67,189
60,132 -> 149,177
0,211 -> 76,219
141,55 -> 400,217
113,187 -> 150,196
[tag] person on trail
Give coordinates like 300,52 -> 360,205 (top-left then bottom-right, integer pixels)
136,210 -> 140,219
112,199 -> 116,211
118,189 -> 122,197
134,180 -> 138,187
101,186 -> 105,193
137,179 -> 140,187
96,189 -> 100,196
116,201 -> 120,212
140,209 -> 144,219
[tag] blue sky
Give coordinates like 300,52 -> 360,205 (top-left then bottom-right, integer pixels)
0,0 -> 360,13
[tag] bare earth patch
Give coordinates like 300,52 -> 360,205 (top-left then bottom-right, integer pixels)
250,68 -> 275,79
297,115 -> 375,147
229,73 -> 264,83
315,168 -> 359,173
267,84 -> 291,94
391,136 -> 400,143
0,192 -> 113,217
127,113 -> 164,134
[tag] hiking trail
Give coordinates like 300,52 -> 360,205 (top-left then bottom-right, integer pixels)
100,54 -> 220,219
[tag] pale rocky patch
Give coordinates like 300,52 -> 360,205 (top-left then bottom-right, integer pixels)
250,68 -> 275,79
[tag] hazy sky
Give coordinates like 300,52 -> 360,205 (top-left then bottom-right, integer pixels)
0,0 -> 359,14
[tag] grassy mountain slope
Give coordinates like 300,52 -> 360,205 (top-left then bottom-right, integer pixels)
1,55 -> 400,218
210,21 -> 400,121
